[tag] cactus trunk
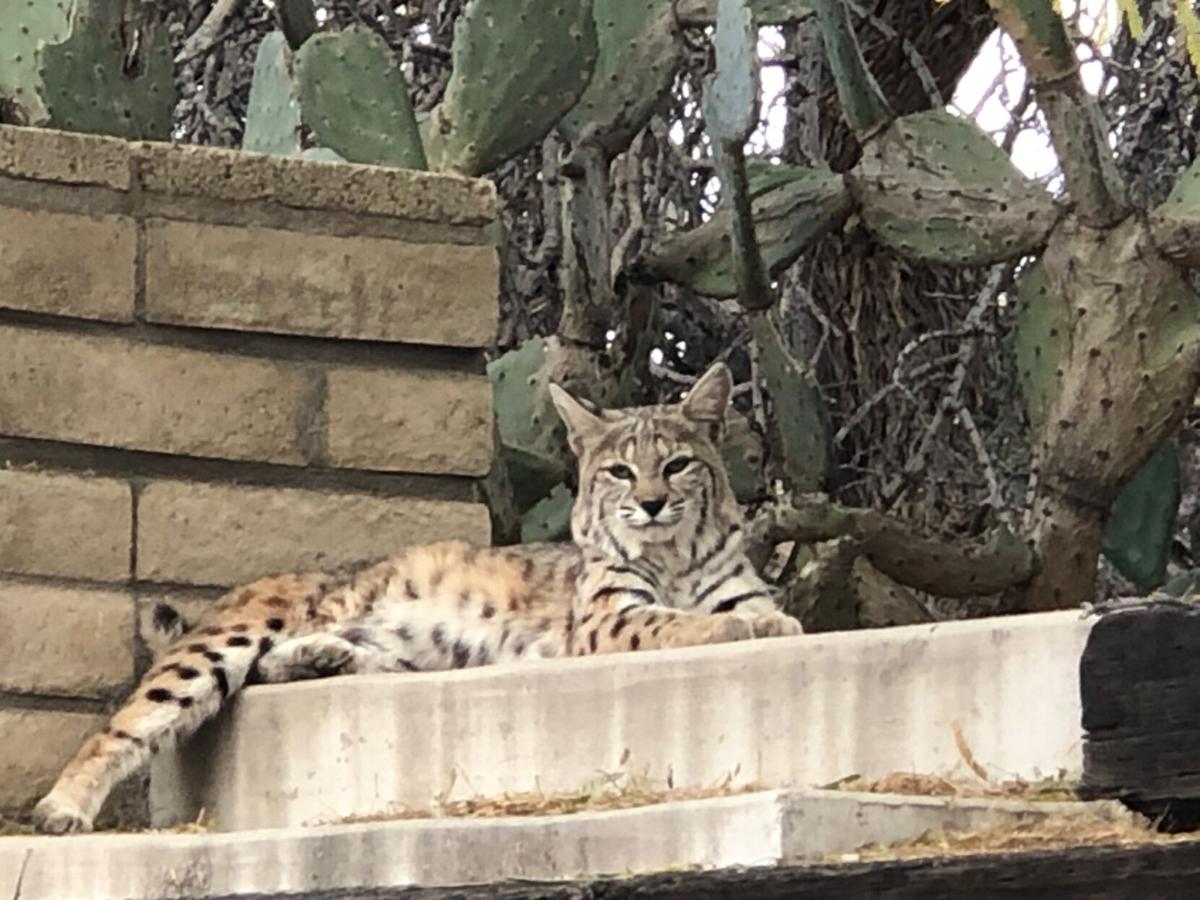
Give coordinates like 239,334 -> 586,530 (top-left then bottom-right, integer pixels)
1016,216 -> 1200,610
558,144 -> 614,347
984,0 -> 1126,226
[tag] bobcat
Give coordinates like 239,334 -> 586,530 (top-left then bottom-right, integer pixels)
32,362 -> 802,835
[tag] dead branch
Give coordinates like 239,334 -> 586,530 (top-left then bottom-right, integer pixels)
752,493 -> 1038,598
176,0 -> 245,63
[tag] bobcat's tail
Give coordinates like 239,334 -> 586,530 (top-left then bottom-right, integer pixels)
31,573 -> 322,834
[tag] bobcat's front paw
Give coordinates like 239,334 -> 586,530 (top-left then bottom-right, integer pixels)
742,610 -> 804,637
257,634 -> 358,682
32,792 -> 93,835
701,614 -> 757,644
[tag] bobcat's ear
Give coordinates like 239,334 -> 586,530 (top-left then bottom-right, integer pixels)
549,383 -> 605,456
681,362 -> 733,428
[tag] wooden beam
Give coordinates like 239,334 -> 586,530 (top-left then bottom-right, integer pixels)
1080,599 -> 1200,830
190,838 -> 1200,899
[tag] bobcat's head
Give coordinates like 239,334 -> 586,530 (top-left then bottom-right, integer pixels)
549,363 -> 740,559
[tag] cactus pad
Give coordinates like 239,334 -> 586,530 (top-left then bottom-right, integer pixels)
1013,260 -> 1065,432
722,409 -> 766,502
294,25 -> 427,169
301,147 -> 347,163
702,0 -> 758,149
487,337 -> 571,510
752,314 -> 830,492
557,0 -> 679,159
520,484 -> 574,543
811,0 -> 891,135
243,31 -> 303,157
0,0 -> 70,125
644,160 -> 850,298
1101,440 -> 1181,592
853,111 -> 1057,265
425,0 -> 599,176
38,1 -> 175,140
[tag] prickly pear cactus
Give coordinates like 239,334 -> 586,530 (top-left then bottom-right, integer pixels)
424,0 -> 599,176
675,0 -> 813,24
244,26 -> 426,169
487,338 -> 571,510
810,0 -> 890,135
243,31 -> 303,157
294,26 -> 427,169
38,1 -> 176,139
702,0 -> 758,150
1013,260 -> 1064,432
722,409 -> 767,501
1016,256 -> 1183,592
520,484 -> 574,543
558,0 -> 679,159
0,0 -> 70,125
301,147 -> 347,163
1101,439 -> 1181,592
752,315 -> 830,492
644,160 -> 850,298
853,111 -> 1058,265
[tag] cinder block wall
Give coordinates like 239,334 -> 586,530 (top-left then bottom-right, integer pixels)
0,125 -> 498,825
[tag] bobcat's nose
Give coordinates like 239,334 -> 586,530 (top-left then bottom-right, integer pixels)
640,498 -> 667,519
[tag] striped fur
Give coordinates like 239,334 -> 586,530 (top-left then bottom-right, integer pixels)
32,362 -> 799,835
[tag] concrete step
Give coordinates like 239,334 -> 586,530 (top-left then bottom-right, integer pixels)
151,610 -> 1091,831
0,788 -> 1129,900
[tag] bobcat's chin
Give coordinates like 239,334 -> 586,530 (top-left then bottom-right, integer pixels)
614,521 -> 684,550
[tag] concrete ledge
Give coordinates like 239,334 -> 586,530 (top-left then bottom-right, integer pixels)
152,611 -> 1092,831
0,124 -> 497,225
0,789 -> 1127,900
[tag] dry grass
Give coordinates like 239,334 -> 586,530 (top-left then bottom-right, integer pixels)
0,815 -> 36,837
318,769 -> 762,827
0,809 -> 213,838
823,770 -> 1081,803
821,721 -> 1082,804
841,814 -> 1198,863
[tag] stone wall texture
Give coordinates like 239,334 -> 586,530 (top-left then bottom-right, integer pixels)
0,124 -> 498,826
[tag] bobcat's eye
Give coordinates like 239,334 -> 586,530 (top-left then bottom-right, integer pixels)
663,457 -> 693,477
606,464 -> 635,480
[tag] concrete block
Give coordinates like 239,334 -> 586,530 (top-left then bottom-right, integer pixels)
0,207 -> 135,321
0,326 -> 314,466
144,218 -> 497,348
151,611 -> 1092,831
0,468 -> 131,582
0,581 -> 135,699
0,709 -> 107,814
0,789 -> 1127,899
0,124 -> 130,190
136,480 -> 491,587
325,366 -> 493,476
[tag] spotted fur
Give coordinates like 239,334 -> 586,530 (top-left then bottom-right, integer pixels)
32,362 -> 800,835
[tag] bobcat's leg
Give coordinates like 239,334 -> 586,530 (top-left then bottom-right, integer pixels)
258,626 -> 436,681
572,602 -> 754,655
571,560 -> 801,656
32,575 -> 322,835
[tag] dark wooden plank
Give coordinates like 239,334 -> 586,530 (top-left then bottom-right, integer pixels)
186,839 -> 1200,900
1080,600 -> 1200,829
